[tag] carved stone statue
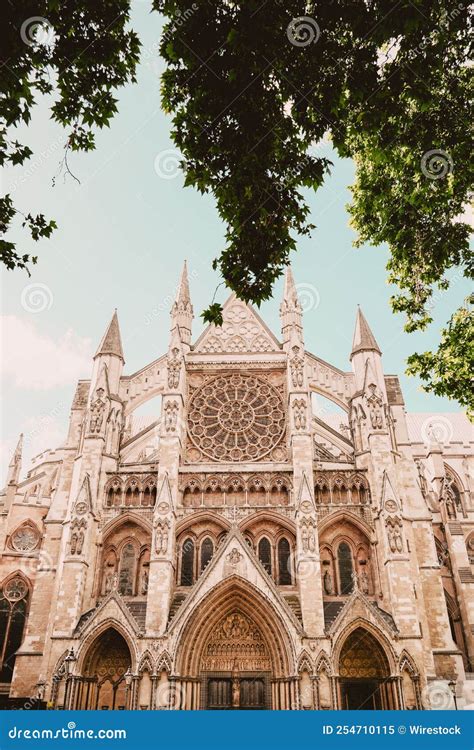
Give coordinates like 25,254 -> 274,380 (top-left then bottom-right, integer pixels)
76,530 -> 84,555
140,568 -> 149,595
323,569 -> 333,595
167,347 -> 181,389
70,531 -> 77,555
359,569 -> 369,594
290,346 -> 304,388
89,388 -> 106,434
292,399 -> 307,431
365,384 -> 384,430
164,400 -> 179,432
415,459 -> 428,497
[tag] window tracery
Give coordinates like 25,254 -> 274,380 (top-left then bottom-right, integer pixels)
187,373 -> 286,463
0,575 -> 29,683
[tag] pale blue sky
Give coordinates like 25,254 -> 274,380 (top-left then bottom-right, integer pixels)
1,2 -> 470,482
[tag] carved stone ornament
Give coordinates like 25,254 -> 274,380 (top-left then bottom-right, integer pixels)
290,346 -> 304,388
365,383 -> 384,430
154,519 -> 170,554
226,548 -> 243,566
292,398 -> 307,431
164,400 -> 179,432
4,576 -> 28,601
88,387 -> 107,434
11,525 -> 39,552
187,373 -> 285,462
201,612 -> 271,672
75,501 -> 88,515
167,347 -> 182,389
384,499 -> 397,513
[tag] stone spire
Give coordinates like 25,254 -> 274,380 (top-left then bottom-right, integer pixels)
7,433 -> 23,486
171,261 -> 193,348
94,310 -> 124,362
280,266 -> 303,345
350,306 -> 381,360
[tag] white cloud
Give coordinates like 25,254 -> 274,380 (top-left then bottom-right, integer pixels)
0,315 -> 93,390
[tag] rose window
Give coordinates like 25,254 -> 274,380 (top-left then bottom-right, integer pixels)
187,374 -> 286,462
11,526 -> 39,552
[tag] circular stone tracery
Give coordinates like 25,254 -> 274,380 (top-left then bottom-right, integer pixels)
188,373 -> 285,462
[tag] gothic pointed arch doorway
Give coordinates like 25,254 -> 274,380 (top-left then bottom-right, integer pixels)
174,580 -> 295,710
337,627 -> 396,709
78,628 -> 132,710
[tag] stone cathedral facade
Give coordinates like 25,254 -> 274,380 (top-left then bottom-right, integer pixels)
1,265 -> 473,710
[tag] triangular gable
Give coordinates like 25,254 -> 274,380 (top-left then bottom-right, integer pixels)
327,588 -> 398,637
193,295 -> 281,354
74,592 -> 143,638
167,526 -> 302,635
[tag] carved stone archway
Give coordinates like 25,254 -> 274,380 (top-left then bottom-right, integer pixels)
174,579 -> 296,710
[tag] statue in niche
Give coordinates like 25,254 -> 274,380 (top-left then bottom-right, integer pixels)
154,520 -> 169,554
323,569 -> 333,595
394,527 -> 403,553
387,525 -> 397,554
365,384 -> 384,429
232,678 -> 240,708
104,569 -> 114,595
301,526 -> 309,552
70,531 -> 78,555
164,400 -> 179,432
415,459 -> 428,497
89,388 -> 106,434
290,346 -> 304,388
140,567 -> 149,595
76,530 -> 84,555
307,525 -> 316,553
292,399 -> 307,431
167,347 -> 181,389
359,568 -> 369,594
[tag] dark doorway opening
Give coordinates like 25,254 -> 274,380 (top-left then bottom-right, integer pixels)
341,680 -> 383,710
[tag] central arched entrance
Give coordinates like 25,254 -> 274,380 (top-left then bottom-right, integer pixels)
175,579 -> 295,709
338,628 -> 393,709
202,610 -> 271,709
80,628 -> 132,710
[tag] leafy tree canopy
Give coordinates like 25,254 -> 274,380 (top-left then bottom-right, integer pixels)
2,1 -> 472,413
1,1 -> 140,270
156,0 -> 472,413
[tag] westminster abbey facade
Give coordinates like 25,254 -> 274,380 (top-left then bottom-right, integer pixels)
1,265 -> 473,710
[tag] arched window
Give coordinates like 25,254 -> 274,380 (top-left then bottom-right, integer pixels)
258,537 -> 272,576
278,538 -> 292,585
200,537 -> 214,573
338,542 -> 354,595
118,543 -> 136,596
0,576 -> 29,683
180,539 -> 194,586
